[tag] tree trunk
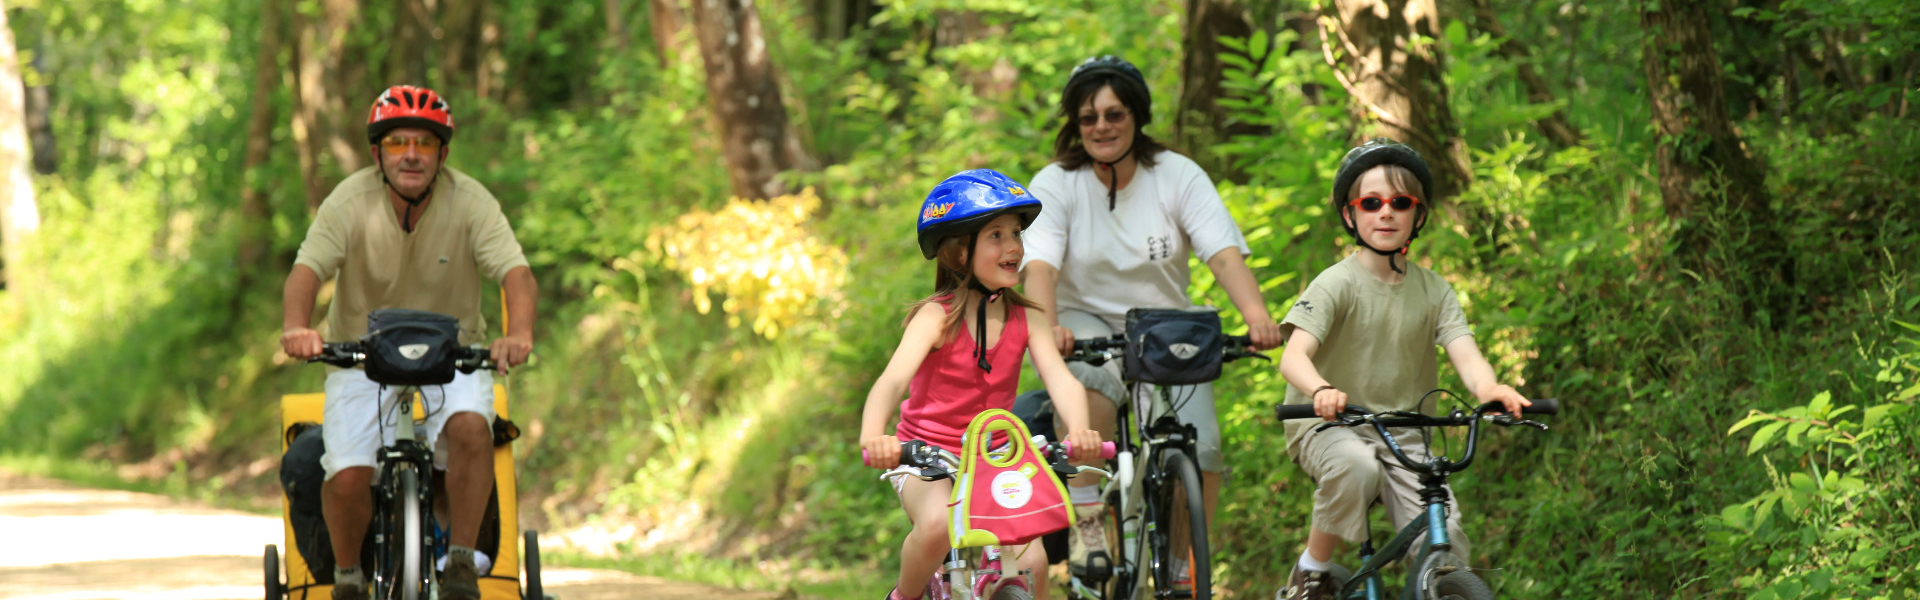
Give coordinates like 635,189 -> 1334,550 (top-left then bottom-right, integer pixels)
1640,0 -> 1791,315
0,2 -> 42,292
606,0 -> 632,55
688,0 -> 814,200
390,0 -> 433,86
1322,0 -> 1472,203
291,0 -> 366,213
438,0 -> 484,93
649,0 -> 685,67
239,0 -> 286,294
1466,0 -> 1581,147
1176,0 -> 1264,182
22,48 -> 52,175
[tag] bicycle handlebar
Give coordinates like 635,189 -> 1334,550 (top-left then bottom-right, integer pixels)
307,342 -> 496,373
1064,334 -> 1272,367
1273,398 -> 1559,422
1272,398 -> 1562,475
863,439 -> 1118,475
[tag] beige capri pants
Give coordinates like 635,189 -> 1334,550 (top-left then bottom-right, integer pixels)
1289,425 -> 1471,562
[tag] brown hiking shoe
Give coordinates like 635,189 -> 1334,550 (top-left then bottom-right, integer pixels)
330,581 -> 368,600
1278,565 -> 1338,600
442,553 -> 481,600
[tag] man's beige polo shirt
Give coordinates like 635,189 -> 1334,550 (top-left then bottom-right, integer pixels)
294,166 -> 529,345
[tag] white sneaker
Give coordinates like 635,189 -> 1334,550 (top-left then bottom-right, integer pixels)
1067,503 -> 1111,579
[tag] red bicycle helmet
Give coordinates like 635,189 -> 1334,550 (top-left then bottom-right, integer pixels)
366,85 -> 454,144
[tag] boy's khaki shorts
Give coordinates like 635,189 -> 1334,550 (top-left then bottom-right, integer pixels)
1290,425 -> 1471,562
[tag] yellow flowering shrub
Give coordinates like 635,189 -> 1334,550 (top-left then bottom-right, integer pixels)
648,188 -> 847,338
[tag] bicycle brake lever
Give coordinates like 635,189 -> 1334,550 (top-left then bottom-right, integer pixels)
1071,466 -> 1113,480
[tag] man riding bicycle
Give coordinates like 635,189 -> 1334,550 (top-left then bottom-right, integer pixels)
279,85 -> 538,600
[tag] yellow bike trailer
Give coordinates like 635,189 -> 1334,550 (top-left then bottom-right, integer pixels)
265,386 -> 543,599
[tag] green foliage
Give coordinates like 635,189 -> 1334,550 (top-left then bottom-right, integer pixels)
3,0 -> 1918,598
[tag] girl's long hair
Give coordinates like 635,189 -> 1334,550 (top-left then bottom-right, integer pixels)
903,234 -> 1044,345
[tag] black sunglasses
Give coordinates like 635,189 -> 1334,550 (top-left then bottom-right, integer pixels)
1077,109 -> 1131,128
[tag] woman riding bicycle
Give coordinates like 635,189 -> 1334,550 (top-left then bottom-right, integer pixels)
1017,55 -> 1281,585
860,169 -> 1106,600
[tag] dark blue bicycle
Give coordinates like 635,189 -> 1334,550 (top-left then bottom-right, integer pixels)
1274,396 -> 1560,600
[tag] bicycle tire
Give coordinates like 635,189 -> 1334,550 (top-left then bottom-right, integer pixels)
264,544 -> 280,600
398,466 -> 427,600
1149,449 -> 1210,600
523,530 -> 543,600
1430,571 -> 1493,600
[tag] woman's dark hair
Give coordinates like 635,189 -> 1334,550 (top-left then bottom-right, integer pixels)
1050,71 -> 1170,171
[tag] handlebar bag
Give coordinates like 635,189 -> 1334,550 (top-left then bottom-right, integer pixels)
362,308 -> 462,386
1124,307 -> 1224,386
950,409 -> 1075,548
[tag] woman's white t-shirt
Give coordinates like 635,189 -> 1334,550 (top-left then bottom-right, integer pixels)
1020,150 -> 1251,330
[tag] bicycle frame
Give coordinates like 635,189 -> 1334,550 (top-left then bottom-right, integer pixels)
1273,399 -> 1559,600
1084,383 -> 1201,600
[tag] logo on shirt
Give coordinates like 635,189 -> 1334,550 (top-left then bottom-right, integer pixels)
1293,300 -> 1314,313
922,202 -> 955,221
1146,235 -> 1173,261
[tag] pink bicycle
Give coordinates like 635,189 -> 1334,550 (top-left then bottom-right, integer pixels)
872,438 -> 1115,600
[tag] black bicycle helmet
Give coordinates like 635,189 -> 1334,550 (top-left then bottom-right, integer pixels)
1331,138 -> 1434,274
1064,55 -> 1151,127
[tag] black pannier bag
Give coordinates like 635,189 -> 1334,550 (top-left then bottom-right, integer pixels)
1123,307 -> 1225,386
282,422 -> 511,579
281,423 -> 373,582
362,308 -> 463,386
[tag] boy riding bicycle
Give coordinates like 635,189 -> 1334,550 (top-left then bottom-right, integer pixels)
280,85 -> 537,600
1274,139 -> 1528,600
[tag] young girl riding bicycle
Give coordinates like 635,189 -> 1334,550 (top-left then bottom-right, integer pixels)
860,169 -> 1106,600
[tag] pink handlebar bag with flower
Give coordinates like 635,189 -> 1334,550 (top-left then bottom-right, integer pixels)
948,409 -> 1075,548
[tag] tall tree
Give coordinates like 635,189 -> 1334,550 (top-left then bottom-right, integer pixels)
1175,0 -> 1267,182
391,0 -> 433,86
0,1 -> 41,291
22,46 -> 51,175
239,0 -> 286,294
291,0 -> 368,212
1465,0 -> 1580,147
649,0 -> 686,67
1321,0 -> 1472,202
688,0 -> 814,199
437,0 -> 484,93
1639,0 -> 1790,311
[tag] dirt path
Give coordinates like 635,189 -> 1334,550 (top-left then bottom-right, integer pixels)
0,471 -> 788,600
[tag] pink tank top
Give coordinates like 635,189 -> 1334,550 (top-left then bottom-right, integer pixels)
896,300 -> 1029,453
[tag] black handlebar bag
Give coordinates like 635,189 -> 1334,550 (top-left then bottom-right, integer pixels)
1124,307 -> 1225,386
362,308 -> 462,386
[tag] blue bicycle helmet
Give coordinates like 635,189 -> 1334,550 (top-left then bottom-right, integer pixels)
916,169 -> 1043,260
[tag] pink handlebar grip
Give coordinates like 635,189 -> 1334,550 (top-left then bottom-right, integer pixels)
1062,441 -> 1118,460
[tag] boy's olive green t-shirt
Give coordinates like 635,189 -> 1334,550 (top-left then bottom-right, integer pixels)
1278,252 -> 1473,453
294,166 -> 529,346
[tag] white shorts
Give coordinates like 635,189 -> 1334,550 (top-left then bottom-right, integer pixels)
321,368 -> 497,481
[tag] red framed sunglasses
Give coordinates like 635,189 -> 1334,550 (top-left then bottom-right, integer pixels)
1349,195 -> 1421,212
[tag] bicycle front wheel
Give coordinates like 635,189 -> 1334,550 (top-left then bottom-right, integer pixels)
1149,449 -> 1210,600
396,466 -> 429,600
